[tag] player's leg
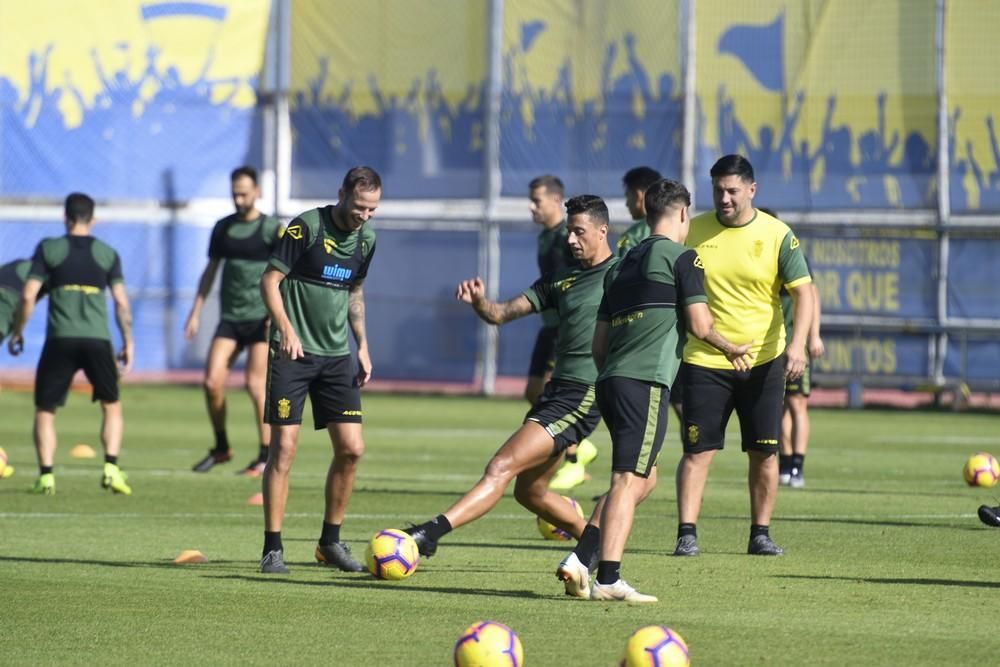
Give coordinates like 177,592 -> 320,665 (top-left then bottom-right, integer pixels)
258,341 -> 311,573
738,357 -> 786,555
30,340 -> 77,495
311,354 -> 366,572
789,360 -> 812,487
80,339 -> 131,494
591,377 -> 664,603
779,399 -> 794,485
513,454 -> 586,537
242,336 -> 270,476
673,363 -> 732,556
192,332 -> 240,471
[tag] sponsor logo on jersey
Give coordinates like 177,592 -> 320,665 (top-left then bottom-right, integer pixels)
556,276 -> 577,292
285,225 -> 303,240
60,284 -> 101,295
790,235 -> 800,250
693,256 -> 705,269
342,409 -> 363,416
322,264 -> 353,281
277,398 -> 291,419
323,238 -> 337,254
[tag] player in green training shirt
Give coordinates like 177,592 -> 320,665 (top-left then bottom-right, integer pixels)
186,166 -> 284,476
257,166 -> 380,574
405,195 -> 617,560
615,166 -> 661,257
673,155 -> 814,559
526,174 -> 599,491
0,259 -> 46,342
8,193 -> 135,496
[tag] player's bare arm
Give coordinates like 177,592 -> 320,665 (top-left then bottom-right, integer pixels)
685,302 -> 754,372
349,282 -> 372,386
455,277 -> 534,324
260,266 -> 303,360
8,277 -> 42,355
807,283 -> 825,359
111,282 -> 135,375
785,282 -> 815,379
591,320 -> 610,372
184,258 -> 220,341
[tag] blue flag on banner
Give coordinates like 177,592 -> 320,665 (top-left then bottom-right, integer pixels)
718,14 -> 784,91
520,21 -> 547,52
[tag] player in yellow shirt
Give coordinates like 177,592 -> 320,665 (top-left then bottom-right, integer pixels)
673,155 -> 814,557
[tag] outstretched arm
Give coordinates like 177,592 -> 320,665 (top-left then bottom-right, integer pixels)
456,277 -> 534,325
348,282 -> 371,387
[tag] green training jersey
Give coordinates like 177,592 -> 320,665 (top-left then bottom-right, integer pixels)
536,220 -> 577,327
28,236 -> 124,341
780,255 -> 813,339
616,219 -> 649,257
268,206 -> 376,357
598,236 -> 707,386
522,255 -> 617,385
684,208 -> 811,369
208,213 -> 283,322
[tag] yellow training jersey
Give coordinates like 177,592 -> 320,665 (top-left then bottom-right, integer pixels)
683,209 -> 811,369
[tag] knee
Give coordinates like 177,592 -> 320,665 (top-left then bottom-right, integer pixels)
484,454 -> 515,484
203,375 -> 225,395
337,439 -> 365,464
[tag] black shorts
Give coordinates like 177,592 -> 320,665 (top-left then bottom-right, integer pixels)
264,344 -> 361,430
527,325 -> 558,378
785,359 -> 812,397
681,356 -> 785,454
215,318 -> 268,351
525,378 -> 601,456
597,376 -> 669,477
35,338 -> 119,410
668,365 -> 684,407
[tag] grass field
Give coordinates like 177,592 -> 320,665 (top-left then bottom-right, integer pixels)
3,384 -> 1000,665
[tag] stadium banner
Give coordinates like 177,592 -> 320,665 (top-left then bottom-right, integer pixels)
812,332 -> 932,379
945,4 -> 1000,213
499,0 -> 683,198
695,1 -> 938,211
945,235 -> 1000,320
943,336 -> 1000,385
0,0 -> 269,200
289,0 -> 489,199
798,231 -> 937,320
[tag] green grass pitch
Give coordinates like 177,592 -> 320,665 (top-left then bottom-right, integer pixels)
2,385 -> 1000,665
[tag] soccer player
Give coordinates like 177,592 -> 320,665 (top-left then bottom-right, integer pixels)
673,155 -> 814,558
525,174 -> 597,490
257,166 -> 380,574
405,195 -> 617,559
187,166 -> 284,476
615,166 -> 662,257
0,258 -> 45,343
757,207 -> 825,489
8,193 -> 134,496
562,179 -> 752,603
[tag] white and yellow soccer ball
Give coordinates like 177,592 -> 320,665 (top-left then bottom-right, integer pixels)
364,529 -> 420,580
453,620 -> 523,667
0,446 -> 13,479
963,452 -> 1000,488
536,495 -> 585,540
621,625 -> 690,667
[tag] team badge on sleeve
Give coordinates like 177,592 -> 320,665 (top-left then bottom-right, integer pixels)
285,225 -> 303,240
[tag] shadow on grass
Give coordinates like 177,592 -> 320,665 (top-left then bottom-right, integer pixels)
775,516 -> 984,531
777,573 -> 1000,589
205,573 -> 552,599
0,555 -> 243,570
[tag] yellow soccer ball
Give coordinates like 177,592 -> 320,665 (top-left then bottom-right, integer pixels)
364,529 -> 420,580
621,625 -> 690,667
536,495 -> 584,540
963,452 -> 1000,488
0,446 -> 13,479
454,621 -> 523,667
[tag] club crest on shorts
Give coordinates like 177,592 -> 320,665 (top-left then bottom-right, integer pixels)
687,424 -> 699,444
277,398 -> 291,419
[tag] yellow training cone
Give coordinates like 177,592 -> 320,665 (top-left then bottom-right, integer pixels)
174,550 -> 208,564
70,444 -> 97,459
247,492 -> 264,506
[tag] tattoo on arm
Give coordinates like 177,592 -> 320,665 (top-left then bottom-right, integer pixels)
474,295 -> 534,324
116,299 -> 134,347
349,284 -> 367,346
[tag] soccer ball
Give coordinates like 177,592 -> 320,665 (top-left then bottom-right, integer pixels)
963,452 -> 1000,488
0,446 -> 13,479
536,495 -> 585,540
453,621 -> 523,667
364,529 -> 420,580
621,625 -> 690,667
